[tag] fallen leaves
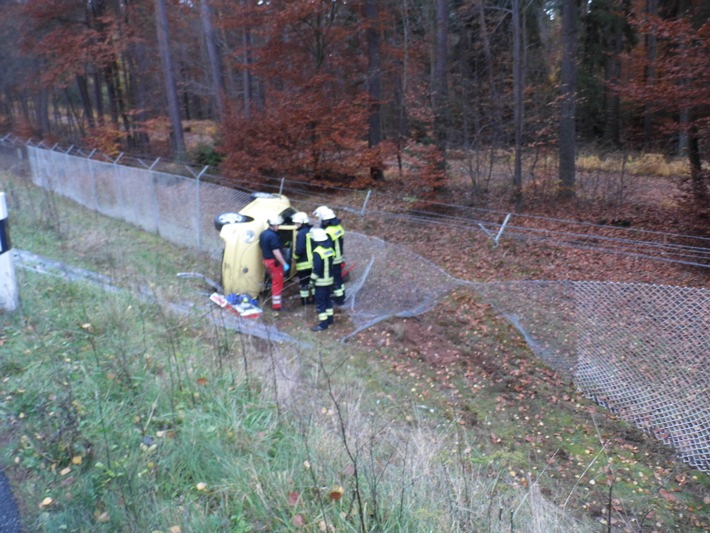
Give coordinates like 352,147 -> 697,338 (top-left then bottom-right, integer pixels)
329,485 -> 344,501
39,497 -> 53,508
659,489 -> 678,503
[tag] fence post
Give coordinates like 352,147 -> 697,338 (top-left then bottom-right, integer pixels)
360,190 -> 372,216
0,192 -> 19,313
478,213 -> 512,247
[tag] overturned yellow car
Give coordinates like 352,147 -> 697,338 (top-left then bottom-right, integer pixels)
215,192 -> 298,298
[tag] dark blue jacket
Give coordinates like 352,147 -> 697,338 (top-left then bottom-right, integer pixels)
259,228 -> 282,260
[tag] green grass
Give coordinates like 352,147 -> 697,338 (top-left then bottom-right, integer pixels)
1,168 -> 709,532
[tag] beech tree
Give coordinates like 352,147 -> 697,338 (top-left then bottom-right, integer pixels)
216,0 -> 373,184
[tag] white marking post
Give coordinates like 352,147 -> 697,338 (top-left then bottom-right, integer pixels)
0,192 -> 19,312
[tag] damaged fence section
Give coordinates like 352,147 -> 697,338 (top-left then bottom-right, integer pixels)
343,233 -> 710,472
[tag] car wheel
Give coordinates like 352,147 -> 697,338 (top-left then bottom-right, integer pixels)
214,212 -> 244,231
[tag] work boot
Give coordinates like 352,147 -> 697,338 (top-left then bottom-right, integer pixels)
300,297 -> 307,306
311,322 -> 328,332
327,316 -> 333,325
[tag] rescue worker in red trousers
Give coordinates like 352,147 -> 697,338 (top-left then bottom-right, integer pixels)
313,206 -> 345,305
259,215 -> 290,311
309,228 -> 335,331
291,211 -> 314,306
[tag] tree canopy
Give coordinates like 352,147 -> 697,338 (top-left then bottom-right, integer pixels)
0,0 -> 708,204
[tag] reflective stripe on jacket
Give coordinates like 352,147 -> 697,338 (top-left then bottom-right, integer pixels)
324,224 -> 344,265
311,245 -> 334,286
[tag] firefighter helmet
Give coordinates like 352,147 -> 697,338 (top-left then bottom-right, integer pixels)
267,215 -> 284,226
292,212 -> 309,224
310,228 -> 328,242
314,206 -> 336,221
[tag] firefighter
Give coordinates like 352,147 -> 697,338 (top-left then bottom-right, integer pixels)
259,215 -> 290,311
291,211 -> 314,305
309,228 -> 335,331
313,206 -> 345,305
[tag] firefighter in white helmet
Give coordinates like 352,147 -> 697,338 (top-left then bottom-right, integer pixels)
313,206 -> 345,305
291,212 -> 314,305
309,228 -> 335,331
259,215 -> 289,311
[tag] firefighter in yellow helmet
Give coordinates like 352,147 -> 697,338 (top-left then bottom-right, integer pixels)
313,206 -> 345,305
309,228 -> 335,331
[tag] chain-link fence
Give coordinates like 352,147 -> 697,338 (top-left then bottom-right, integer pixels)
473,280 -> 710,473
2,137 -> 709,474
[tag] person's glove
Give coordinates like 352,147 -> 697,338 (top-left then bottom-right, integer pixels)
283,263 -> 290,273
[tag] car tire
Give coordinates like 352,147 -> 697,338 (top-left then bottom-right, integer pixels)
214,212 -> 243,231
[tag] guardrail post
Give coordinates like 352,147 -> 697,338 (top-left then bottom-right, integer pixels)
0,192 -> 19,312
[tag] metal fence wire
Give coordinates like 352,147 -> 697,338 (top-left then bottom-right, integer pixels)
1,139 -> 709,474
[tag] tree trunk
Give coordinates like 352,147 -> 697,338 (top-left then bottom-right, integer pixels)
512,0 -> 523,207
476,0 -> 504,146
124,49 -> 150,149
200,0 -> 225,121
433,0 -> 449,150
36,87 -> 50,137
92,68 -> 105,126
603,9 -> 622,147
558,0 -> 577,199
154,0 -> 186,160
686,123 -> 707,201
75,73 -> 95,130
240,0 -> 254,116
103,64 -> 120,130
365,0 -> 384,181
643,0 -> 658,146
